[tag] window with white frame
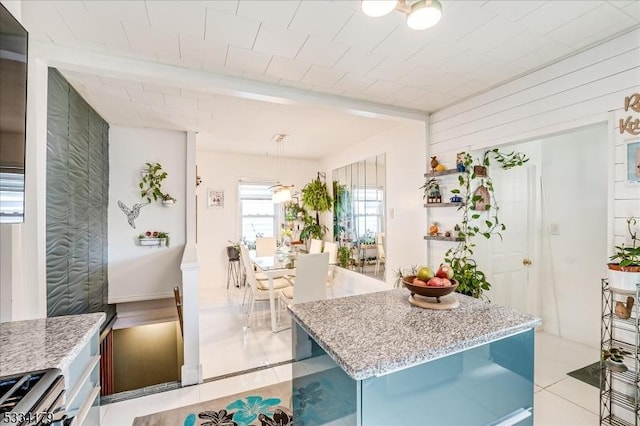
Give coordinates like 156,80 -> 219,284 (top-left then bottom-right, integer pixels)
239,183 -> 277,247
353,186 -> 384,242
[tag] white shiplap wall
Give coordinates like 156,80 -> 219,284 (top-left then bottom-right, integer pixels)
429,28 -> 640,258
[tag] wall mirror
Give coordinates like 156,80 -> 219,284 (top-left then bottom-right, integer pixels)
332,154 -> 386,281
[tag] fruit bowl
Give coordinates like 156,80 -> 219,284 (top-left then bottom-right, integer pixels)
402,275 -> 458,300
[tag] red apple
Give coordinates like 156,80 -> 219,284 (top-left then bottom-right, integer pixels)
436,264 -> 454,279
427,277 -> 444,287
412,278 -> 428,287
441,278 -> 451,287
152,231 -> 158,237
145,231 -> 152,237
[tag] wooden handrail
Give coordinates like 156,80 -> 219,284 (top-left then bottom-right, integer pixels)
173,286 -> 183,336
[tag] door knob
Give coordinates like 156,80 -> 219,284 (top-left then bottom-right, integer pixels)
522,258 -> 532,266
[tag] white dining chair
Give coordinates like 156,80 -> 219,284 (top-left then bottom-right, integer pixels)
279,252 -> 329,306
239,244 -> 291,327
375,232 -> 386,276
323,241 -> 338,297
255,237 -> 277,257
308,238 -> 323,254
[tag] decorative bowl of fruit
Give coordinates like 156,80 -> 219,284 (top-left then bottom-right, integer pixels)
402,265 -> 458,300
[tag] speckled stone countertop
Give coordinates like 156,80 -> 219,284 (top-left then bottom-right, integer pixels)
0,313 -> 105,377
288,289 -> 540,380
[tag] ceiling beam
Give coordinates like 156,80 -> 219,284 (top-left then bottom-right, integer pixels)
31,41 -> 428,122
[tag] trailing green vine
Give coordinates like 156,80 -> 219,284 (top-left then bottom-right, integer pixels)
444,149 -> 529,298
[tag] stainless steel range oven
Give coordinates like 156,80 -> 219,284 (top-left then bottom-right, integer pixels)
0,369 -> 67,425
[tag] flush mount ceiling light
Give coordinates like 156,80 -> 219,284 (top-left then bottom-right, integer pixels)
361,0 -> 397,17
361,0 -> 443,30
270,134 -> 293,204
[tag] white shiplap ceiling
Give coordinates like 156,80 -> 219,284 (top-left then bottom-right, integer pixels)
20,0 -> 640,157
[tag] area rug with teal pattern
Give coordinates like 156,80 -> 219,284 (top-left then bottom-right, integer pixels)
133,367 -> 354,426
133,381 -> 292,426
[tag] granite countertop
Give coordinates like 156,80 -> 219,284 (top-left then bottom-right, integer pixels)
288,289 -> 541,380
0,313 -> 105,377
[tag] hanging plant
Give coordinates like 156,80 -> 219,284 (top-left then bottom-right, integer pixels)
302,175 -> 333,213
139,162 -> 174,204
301,173 -> 332,239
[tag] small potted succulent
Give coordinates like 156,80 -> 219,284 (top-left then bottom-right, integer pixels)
156,231 -> 170,247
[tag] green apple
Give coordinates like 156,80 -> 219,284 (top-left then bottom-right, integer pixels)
416,266 -> 435,281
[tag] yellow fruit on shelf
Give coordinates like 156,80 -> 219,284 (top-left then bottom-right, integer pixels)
435,164 -> 446,172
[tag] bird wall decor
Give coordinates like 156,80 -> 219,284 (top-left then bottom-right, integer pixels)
118,200 -> 148,229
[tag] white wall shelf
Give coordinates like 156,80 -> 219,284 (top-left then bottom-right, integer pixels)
423,169 -> 464,178
424,202 -> 465,208
138,238 -> 167,247
423,235 -> 463,242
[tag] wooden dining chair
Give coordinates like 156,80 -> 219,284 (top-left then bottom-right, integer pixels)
255,237 -> 277,257
239,244 -> 291,327
279,252 -> 329,305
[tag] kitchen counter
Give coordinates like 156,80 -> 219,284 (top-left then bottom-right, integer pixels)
288,288 -> 541,380
0,313 -> 105,377
288,289 -> 541,425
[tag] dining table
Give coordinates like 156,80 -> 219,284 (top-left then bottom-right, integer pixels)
252,248 -> 299,333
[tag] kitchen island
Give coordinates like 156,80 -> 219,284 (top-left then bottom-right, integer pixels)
0,313 -> 104,425
288,289 -> 540,425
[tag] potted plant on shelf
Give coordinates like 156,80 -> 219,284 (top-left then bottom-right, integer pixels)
608,217 -> 640,293
226,240 -> 240,260
603,347 -> 632,373
139,162 -> 175,205
473,148 -> 528,177
156,231 -> 170,247
444,149 -> 529,298
420,177 -> 441,204
337,246 -> 352,268
138,230 -> 169,247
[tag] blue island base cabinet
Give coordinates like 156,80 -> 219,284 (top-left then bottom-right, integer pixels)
292,325 -> 534,426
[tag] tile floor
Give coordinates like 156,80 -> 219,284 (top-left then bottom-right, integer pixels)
101,281 -> 602,425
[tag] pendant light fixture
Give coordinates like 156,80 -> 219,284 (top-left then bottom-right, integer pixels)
361,0 -> 443,30
270,134 -> 293,204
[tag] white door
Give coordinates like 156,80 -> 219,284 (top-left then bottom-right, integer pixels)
481,165 -> 538,316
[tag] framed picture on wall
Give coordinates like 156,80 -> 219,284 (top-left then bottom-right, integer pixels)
626,141 -> 640,184
207,189 -> 224,208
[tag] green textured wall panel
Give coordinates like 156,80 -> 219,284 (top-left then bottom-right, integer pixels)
46,68 -> 114,320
